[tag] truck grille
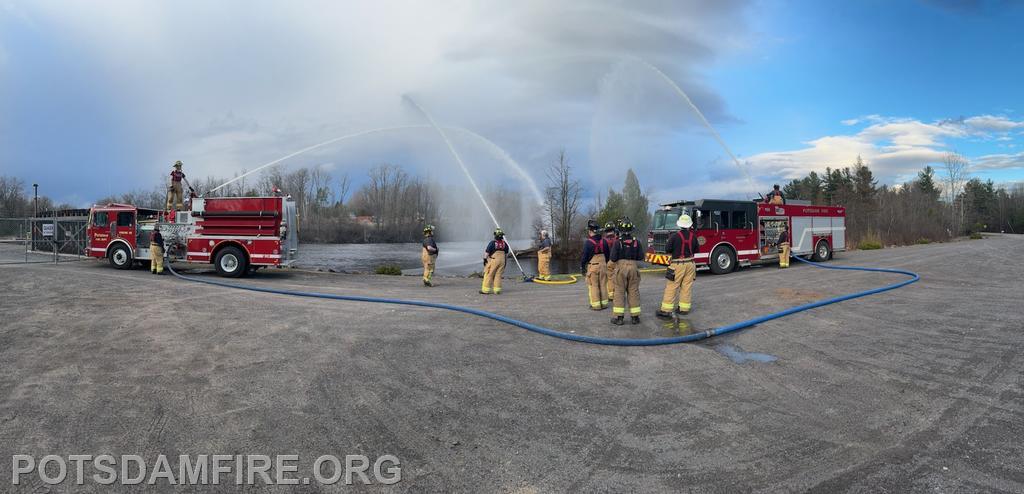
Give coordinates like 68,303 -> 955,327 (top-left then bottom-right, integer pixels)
651,231 -> 669,252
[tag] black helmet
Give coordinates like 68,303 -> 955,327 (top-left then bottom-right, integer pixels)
604,221 -> 616,232
619,220 -> 635,233
493,227 -> 504,239
587,219 -> 600,231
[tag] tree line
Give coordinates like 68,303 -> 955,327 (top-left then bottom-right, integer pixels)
783,153 -> 1024,247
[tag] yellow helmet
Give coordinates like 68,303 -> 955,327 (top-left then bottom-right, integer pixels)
173,160 -> 183,168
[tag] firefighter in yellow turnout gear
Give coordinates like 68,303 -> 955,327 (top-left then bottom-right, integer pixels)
658,214 -> 700,318
609,220 -> 644,325
536,230 -> 553,281
150,226 -> 165,275
778,224 -> 790,268
421,225 -> 438,286
581,220 -> 610,310
481,228 -> 509,294
166,161 -> 186,210
603,222 -> 618,299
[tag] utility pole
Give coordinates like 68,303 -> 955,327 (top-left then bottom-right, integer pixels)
33,183 -> 38,218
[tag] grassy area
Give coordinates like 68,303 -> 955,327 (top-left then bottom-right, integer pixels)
375,264 -> 403,275
970,232 -> 984,240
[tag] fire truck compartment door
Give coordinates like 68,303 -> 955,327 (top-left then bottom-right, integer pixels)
792,216 -> 813,253
832,216 -> 845,249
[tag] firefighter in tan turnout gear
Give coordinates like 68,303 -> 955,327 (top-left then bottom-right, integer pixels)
166,161 -> 186,210
150,226 -> 165,275
536,229 -> 553,281
580,219 -> 610,310
422,225 -> 438,286
609,220 -> 644,325
658,214 -> 700,318
604,221 -> 619,300
481,228 -> 509,294
778,223 -> 790,268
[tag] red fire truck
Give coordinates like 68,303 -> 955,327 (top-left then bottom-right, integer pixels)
645,199 -> 846,274
87,196 -> 298,277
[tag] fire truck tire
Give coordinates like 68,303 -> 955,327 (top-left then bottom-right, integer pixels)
214,246 -> 249,278
813,240 -> 832,262
108,244 -> 133,270
709,246 -> 735,275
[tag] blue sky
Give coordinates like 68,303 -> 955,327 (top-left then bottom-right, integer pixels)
1,0 -> 1022,207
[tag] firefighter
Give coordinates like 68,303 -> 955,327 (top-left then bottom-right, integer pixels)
150,226 -> 165,275
609,220 -> 644,325
603,221 -> 619,299
166,161 -> 187,210
766,184 -> 786,205
658,214 -> 700,318
580,219 -> 609,310
778,223 -> 791,268
422,225 -> 438,286
481,228 -> 509,294
536,229 -> 553,281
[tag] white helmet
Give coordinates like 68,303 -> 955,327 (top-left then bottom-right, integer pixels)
677,214 -> 693,229
540,229 -> 549,237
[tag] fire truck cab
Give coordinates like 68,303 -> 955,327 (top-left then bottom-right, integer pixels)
87,196 -> 299,277
646,198 -> 846,274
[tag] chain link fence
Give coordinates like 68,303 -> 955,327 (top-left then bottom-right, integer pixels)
0,216 -> 89,264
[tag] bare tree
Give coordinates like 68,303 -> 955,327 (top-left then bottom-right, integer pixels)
544,150 -> 582,257
942,151 -> 970,235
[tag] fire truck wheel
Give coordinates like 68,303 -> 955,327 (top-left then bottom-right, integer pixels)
813,240 -> 832,262
108,244 -> 133,270
214,246 -> 249,278
709,246 -> 735,275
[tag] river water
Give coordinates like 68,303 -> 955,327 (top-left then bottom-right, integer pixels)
295,240 -> 571,277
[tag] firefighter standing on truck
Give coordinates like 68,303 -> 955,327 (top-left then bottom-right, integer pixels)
150,226 -> 165,275
658,214 -> 700,318
581,219 -> 609,310
778,223 -> 790,268
603,221 -> 619,300
536,229 -> 553,281
166,161 -> 187,210
422,225 -> 438,286
481,228 -> 509,294
766,184 -> 786,205
609,220 -> 644,325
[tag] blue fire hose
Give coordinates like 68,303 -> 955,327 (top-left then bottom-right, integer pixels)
166,255 -> 918,346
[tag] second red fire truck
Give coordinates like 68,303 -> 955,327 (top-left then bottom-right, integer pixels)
646,198 -> 846,273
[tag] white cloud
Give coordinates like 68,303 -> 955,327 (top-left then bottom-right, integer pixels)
746,114 -> 1023,185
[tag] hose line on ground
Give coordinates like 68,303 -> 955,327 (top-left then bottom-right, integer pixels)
529,275 -> 579,285
166,255 -> 918,346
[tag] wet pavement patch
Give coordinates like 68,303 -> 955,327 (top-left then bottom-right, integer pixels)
712,344 -> 778,364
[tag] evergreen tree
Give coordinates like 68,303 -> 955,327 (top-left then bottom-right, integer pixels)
621,169 -> 650,235
915,166 -> 941,202
597,188 -> 626,227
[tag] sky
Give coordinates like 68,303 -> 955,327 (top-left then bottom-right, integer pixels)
1,0 -> 1022,208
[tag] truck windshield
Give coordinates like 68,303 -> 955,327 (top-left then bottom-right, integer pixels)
653,209 -> 680,230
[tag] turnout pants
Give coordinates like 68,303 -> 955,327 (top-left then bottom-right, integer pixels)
606,260 -> 617,298
661,259 -> 696,313
166,182 -> 183,210
612,260 -> 641,317
586,253 -> 609,309
779,242 -> 790,268
482,251 -> 506,294
422,249 -> 437,283
150,243 -> 164,273
537,247 -> 552,280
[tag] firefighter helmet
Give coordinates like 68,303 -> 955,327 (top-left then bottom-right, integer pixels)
604,221 -> 616,232
493,227 -> 504,239
677,214 -> 693,229
619,220 -> 635,233
587,219 -> 600,231
540,229 -> 548,237
423,224 -> 435,234
173,160 -> 183,168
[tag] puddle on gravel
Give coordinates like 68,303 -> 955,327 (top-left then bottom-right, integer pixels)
712,344 -> 778,364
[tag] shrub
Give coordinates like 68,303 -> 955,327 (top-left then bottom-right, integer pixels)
915,238 -> 932,245
375,264 -> 403,275
969,232 -> 983,240
857,231 -> 883,250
